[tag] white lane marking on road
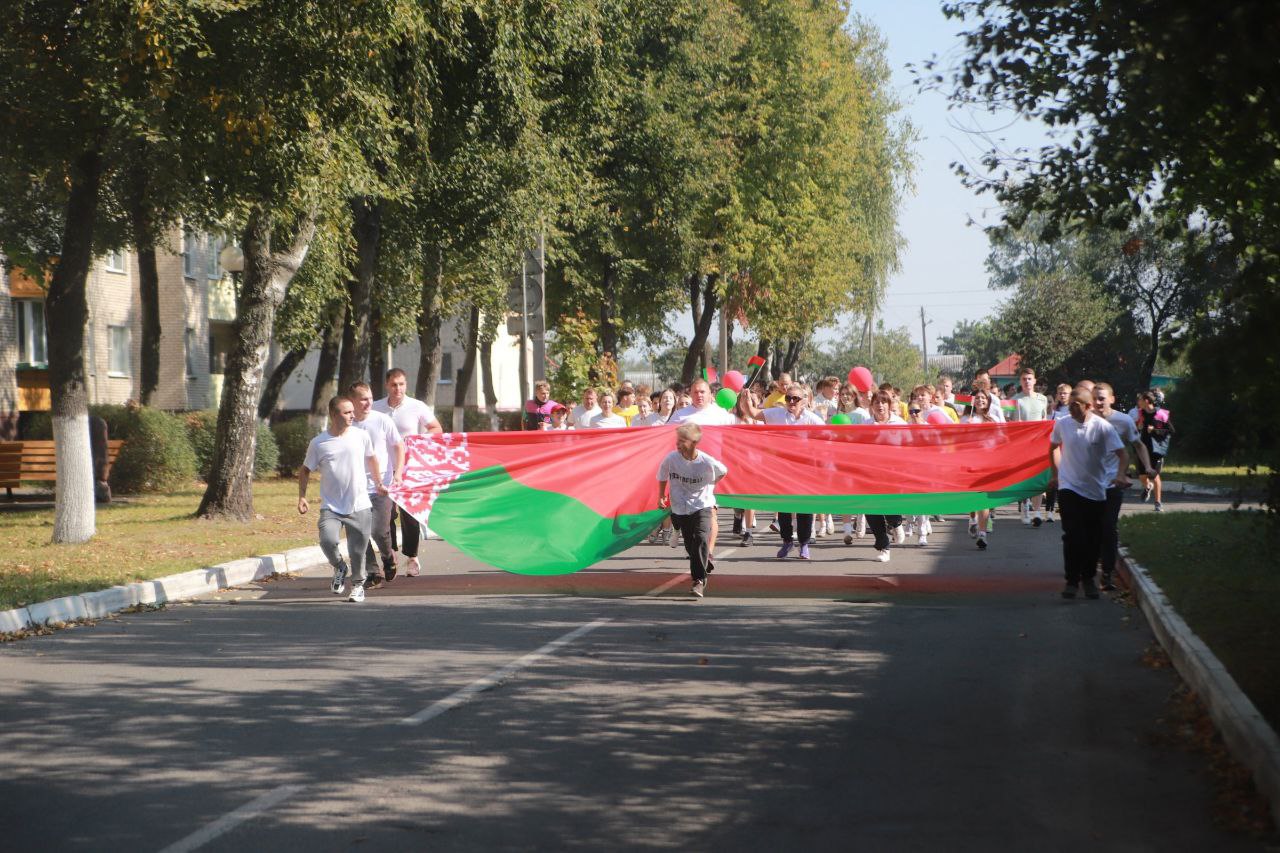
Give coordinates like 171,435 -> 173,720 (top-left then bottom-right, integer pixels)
400,618 -> 612,726
644,547 -> 738,596
157,784 -> 304,853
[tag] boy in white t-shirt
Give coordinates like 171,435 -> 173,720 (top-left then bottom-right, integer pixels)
658,423 -> 728,599
1049,386 -> 1127,600
349,382 -> 404,588
299,395 -> 386,603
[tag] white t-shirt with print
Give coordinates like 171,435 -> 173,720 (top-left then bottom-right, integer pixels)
353,410 -> 402,491
1051,414 -> 1124,501
303,428 -> 375,515
630,412 -> 664,427
658,449 -> 728,515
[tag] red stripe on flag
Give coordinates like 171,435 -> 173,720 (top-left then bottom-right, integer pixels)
747,355 -> 766,367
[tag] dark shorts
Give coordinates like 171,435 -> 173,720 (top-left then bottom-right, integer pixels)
1149,453 -> 1164,475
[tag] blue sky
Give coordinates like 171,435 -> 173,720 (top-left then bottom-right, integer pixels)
645,1 -> 1053,361
851,0 -> 1052,352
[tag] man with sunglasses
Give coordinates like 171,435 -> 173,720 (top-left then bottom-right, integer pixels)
740,384 -> 824,559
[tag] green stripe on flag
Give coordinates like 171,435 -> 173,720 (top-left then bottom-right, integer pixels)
430,465 -> 667,575
716,470 -> 1050,515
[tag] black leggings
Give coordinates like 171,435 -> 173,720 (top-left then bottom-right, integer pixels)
866,515 -> 904,551
388,505 -> 421,558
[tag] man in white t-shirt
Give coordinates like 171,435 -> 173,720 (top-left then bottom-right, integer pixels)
1049,386 -> 1127,600
298,395 -> 385,603
372,367 -> 442,577
589,391 -> 628,428
1092,382 -> 1154,590
740,384 -> 824,558
571,387 -> 601,430
349,382 -> 404,588
1010,367 -> 1051,526
658,422 -> 728,599
668,379 -> 737,426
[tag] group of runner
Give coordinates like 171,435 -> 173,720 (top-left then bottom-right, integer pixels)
299,363 -> 1174,602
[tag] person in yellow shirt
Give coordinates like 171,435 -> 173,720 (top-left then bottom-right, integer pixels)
763,373 -> 792,408
614,387 -> 640,426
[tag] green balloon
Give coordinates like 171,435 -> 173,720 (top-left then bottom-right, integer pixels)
830,412 -> 852,425
715,388 -> 738,410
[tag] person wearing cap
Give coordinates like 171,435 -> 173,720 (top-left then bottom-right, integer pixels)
547,403 -> 570,430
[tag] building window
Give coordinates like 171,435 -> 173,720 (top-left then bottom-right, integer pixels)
185,328 -> 198,378
105,250 -> 126,273
108,325 -> 131,376
439,352 -> 454,383
183,232 -> 199,278
205,235 -> 221,279
15,300 -> 48,367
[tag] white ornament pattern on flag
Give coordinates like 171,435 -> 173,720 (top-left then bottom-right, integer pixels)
390,433 -> 471,527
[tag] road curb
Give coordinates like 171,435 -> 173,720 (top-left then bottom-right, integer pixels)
1118,544 -> 1280,823
1,544 -> 345,636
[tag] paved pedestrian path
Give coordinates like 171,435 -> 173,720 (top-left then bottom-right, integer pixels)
0,492 -> 1270,851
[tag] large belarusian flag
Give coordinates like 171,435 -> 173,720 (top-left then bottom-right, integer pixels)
390,422 -> 1052,575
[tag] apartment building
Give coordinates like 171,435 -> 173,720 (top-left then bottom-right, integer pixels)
2,231 -> 526,438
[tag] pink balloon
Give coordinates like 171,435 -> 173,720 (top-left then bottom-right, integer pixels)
848,366 -> 875,393
926,409 -> 951,425
723,370 -> 746,392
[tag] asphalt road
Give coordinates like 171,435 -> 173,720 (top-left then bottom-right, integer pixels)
0,491 -> 1269,851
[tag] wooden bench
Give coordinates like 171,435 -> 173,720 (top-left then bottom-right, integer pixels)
0,439 -> 125,498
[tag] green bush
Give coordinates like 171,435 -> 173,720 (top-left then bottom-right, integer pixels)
186,411 -> 279,481
25,404 -> 137,442
108,407 -> 198,494
254,420 -> 280,479
272,415 -> 316,476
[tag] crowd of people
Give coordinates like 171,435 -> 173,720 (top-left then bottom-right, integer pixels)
297,364 -> 1174,602
529,366 -> 1175,599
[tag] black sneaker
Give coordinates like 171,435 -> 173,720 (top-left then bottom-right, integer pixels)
331,562 -> 348,595
1061,583 -> 1078,599
1100,572 -> 1116,591
384,560 -> 397,583
731,514 -> 743,535
976,536 -> 988,550
1082,578 -> 1100,599
364,574 -> 385,590
1032,516 -> 1043,528
741,531 -> 753,547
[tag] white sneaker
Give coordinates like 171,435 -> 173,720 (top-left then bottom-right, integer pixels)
825,519 -> 835,536
813,525 -> 825,539
876,549 -> 891,563
922,518 -> 932,536
405,556 -> 420,577
348,584 -> 365,603
691,580 -> 705,598
855,515 -> 866,538
918,533 -> 928,546
669,531 -> 681,548
894,525 -> 905,545
968,521 -> 978,538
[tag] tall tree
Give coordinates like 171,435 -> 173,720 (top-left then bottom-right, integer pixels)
0,1 -> 195,541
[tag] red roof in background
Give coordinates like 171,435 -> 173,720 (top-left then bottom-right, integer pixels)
990,353 -> 1021,375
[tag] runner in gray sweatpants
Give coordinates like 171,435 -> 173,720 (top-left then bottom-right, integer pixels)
298,396 -> 385,603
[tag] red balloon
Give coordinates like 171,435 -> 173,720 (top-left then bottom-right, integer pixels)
926,409 -> 952,425
848,366 -> 874,392
723,370 -> 746,392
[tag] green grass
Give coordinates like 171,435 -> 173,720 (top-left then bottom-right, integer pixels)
1121,511 -> 1280,733
0,478 -> 313,612
1160,458 -> 1273,496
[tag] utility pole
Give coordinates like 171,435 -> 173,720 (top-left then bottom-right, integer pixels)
919,305 -> 932,378
718,307 -> 728,378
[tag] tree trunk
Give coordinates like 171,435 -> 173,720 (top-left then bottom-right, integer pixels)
1138,325 -> 1160,393
47,147 -> 103,544
258,345 -> 307,420
338,196 -> 381,390
782,338 -> 804,375
599,261 -> 618,359
310,300 -> 345,428
416,246 -> 445,404
452,305 -> 480,432
480,335 -> 499,431
197,210 -> 314,520
127,169 -> 162,406
680,274 -> 719,385
369,300 -> 386,399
